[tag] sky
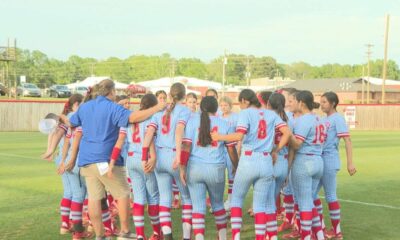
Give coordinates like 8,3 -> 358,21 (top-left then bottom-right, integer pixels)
1,0 -> 399,65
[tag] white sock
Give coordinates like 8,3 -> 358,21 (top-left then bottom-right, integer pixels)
183,222 -> 192,239
218,228 -> 227,240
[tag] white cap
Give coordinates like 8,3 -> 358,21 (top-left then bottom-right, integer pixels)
38,119 -> 58,135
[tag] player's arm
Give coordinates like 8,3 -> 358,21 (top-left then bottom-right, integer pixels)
173,123 -> 186,169
141,126 -> 156,161
273,126 -> 291,154
41,125 -> 67,160
58,134 -> 71,174
212,132 -> 244,142
128,101 -> 166,123
144,141 -> 157,174
108,131 -> 127,178
288,147 -> 295,168
179,141 -> 192,186
227,145 -> 239,174
65,129 -> 82,171
343,136 -> 356,176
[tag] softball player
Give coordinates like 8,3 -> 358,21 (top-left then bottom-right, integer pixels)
289,90 -> 325,240
315,91 -> 356,240
51,94 -> 84,235
219,96 -> 239,211
116,94 -> 161,240
212,89 -> 290,240
264,92 -> 291,240
179,96 -> 239,240
142,83 -> 192,240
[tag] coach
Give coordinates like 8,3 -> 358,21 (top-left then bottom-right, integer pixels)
64,79 -> 165,240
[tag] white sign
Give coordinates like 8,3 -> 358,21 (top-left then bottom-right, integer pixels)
343,106 -> 356,129
20,76 -> 26,83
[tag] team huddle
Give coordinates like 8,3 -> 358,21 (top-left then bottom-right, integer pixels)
41,79 -> 356,240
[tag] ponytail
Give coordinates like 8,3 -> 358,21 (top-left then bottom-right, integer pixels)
163,82 -> 186,128
198,96 -> 218,147
269,93 -> 288,122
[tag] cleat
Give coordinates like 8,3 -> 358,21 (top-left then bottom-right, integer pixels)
172,198 -> 180,209
60,226 -> 72,235
149,234 -> 162,240
325,229 -> 343,240
117,231 -> 137,240
281,229 -> 300,239
72,231 -> 93,240
278,221 -> 293,233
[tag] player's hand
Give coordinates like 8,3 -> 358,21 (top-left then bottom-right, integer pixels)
41,151 -> 53,162
172,157 -> 180,170
65,161 -> 75,172
157,101 -> 167,111
211,132 -> 221,141
57,162 -> 65,175
144,157 -> 156,173
271,150 -> 278,165
142,160 -> 147,172
107,165 -> 114,179
180,166 -> 187,186
347,163 -> 357,176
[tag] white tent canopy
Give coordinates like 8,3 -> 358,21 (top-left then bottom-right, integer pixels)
358,77 -> 400,86
139,76 -> 222,90
67,76 -> 129,89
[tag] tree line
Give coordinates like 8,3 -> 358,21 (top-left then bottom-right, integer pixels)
1,49 -> 399,88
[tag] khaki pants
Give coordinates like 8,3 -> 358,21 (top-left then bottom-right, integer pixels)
81,163 -> 130,200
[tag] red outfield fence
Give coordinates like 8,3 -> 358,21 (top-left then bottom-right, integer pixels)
1,100 -> 400,131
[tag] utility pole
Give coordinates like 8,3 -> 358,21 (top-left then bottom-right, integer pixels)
362,65 -> 365,104
366,44 -> 373,104
222,50 -> 227,96
382,14 -> 390,104
13,39 -> 17,100
246,56 -> 250,87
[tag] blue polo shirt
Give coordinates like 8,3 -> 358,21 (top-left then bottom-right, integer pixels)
69,96 -> 132,167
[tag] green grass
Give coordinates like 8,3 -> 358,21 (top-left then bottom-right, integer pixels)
0,131 -> 399,239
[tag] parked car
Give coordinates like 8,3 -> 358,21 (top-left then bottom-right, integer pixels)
0,83 -> 8,96
71,86 -> 88,96
17,83 -> 42,97
48,85 -> 71,98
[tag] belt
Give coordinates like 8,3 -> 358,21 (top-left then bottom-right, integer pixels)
244,150 -> 270,156
157,147 -> 176,152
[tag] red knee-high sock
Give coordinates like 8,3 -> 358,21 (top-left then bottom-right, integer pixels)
231,207 -> 242,240
213,209 -> 227,237
102,209 -> 112,231
254,212 -> 266,240
70,201 -> 83,227
314,198 -> 325,230
266,213 -> 277,239
60,198 -> 72,228
107,194 -> 114,207
328,201 -> 341,234
228,180 -> 234,195
295,204 -> 301,232
133,203 -> 145,239
283,195 -> 295,224
312,207 -> 324,239
192,213 -> 205,238
276,194 -> 282,214
300,211 -> 313,240
148,205 -> 161,236
182,204 -> 192,239
159,206 -> 172,235
172,179 -> 179,196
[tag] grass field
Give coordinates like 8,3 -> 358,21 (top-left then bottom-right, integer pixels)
0,131 -> 399,240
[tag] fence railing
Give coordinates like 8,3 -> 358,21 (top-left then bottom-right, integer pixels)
1,100 -> 399,131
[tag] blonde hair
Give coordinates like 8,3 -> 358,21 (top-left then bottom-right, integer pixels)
219,96 -> 233,108
97,79 -> 115,96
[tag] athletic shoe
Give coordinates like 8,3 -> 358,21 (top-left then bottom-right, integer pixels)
105,227 -> 119,237
281,229 -> 300,239
117,231 -> 137,240
72,231 -> 93,240
277,221 -> 293,233
149,234 -> 162,240
60,226 -> 71,235
325,229 -> 343,240
172,198 -> 180,209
